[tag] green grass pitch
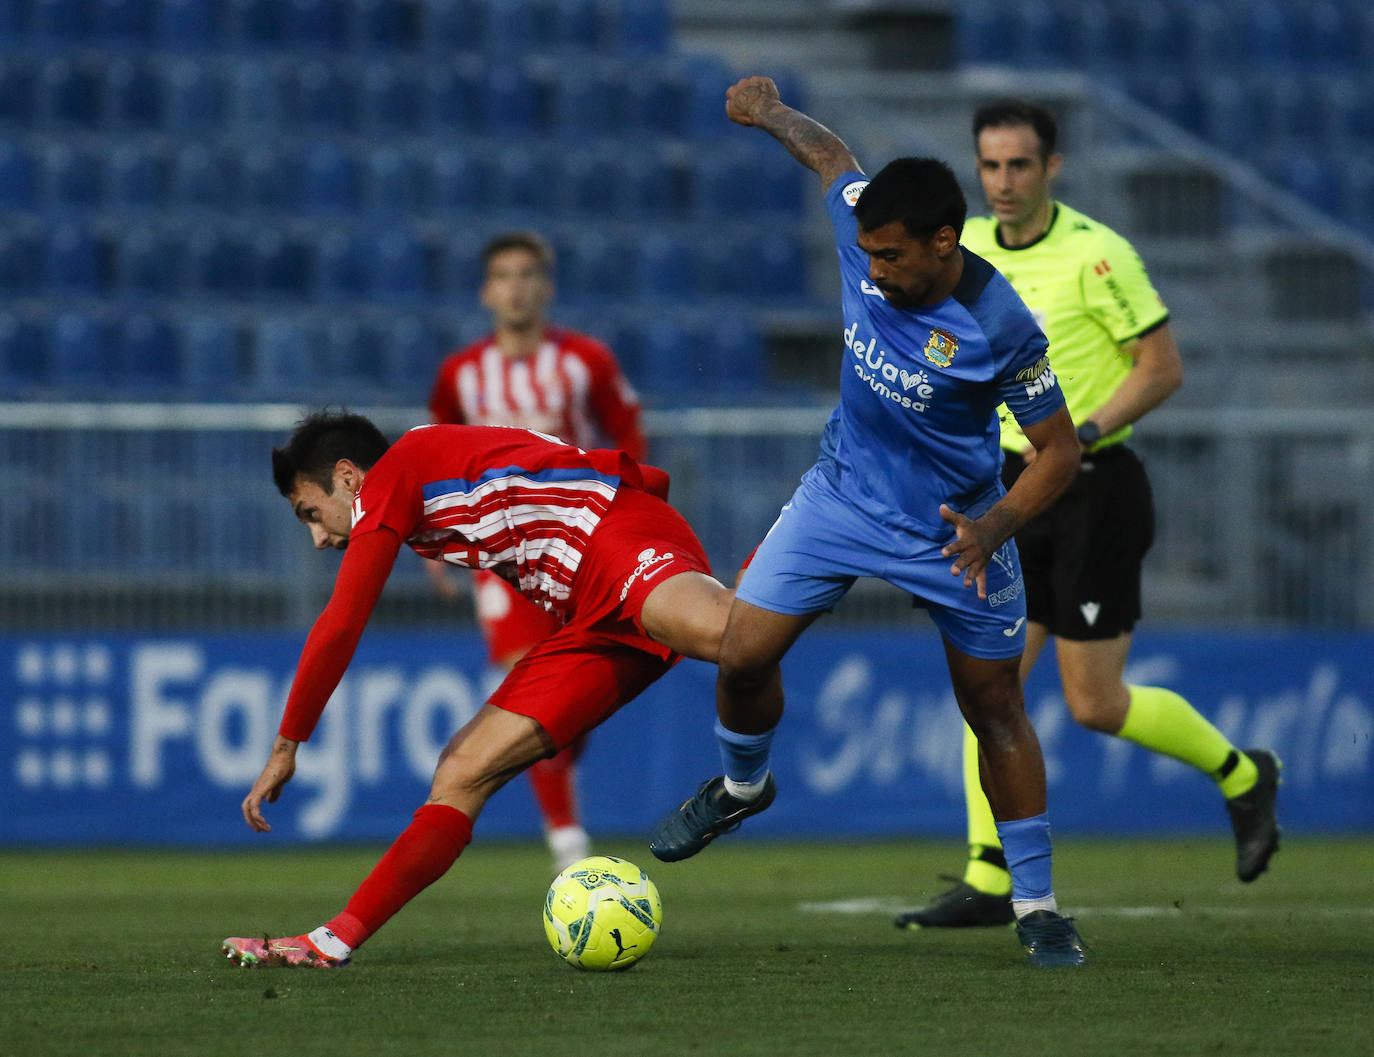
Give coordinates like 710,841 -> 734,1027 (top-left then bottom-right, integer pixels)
2,837 -> 1370,1057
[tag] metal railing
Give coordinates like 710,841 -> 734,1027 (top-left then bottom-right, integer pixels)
1,401 -> 1369,630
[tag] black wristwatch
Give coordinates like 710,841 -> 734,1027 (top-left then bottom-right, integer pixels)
1076,421 -> 1102,449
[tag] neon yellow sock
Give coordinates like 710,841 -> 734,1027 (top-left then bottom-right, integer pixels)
1119,685 -> 1258,798
960,722 -> 1010,895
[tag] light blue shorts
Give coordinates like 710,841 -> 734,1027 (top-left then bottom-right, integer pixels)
736,469 -> 1027,659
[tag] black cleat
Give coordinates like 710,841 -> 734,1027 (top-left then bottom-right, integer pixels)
1226,749 -> 1282,882
1014,910 -> 1086,968
894,877 -> 1014,929
648,774 -> 776,862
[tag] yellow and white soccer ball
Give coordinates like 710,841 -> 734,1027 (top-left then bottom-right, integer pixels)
542,855 -> 662,971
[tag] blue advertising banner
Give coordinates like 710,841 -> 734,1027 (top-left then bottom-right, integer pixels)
2,629 -> 1370,845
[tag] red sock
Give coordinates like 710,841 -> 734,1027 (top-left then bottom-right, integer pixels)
527,742 -> 582,831
326,804 -> 473,950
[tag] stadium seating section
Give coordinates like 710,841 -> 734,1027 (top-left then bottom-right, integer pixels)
957,0 -> 1374,233
0,0 -> 810,403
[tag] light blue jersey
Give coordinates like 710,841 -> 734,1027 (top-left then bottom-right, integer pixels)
737,172 -> 1067,658
817,172 -> 1064,535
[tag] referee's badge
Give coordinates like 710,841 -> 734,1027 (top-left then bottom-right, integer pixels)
923,328 -> 958,368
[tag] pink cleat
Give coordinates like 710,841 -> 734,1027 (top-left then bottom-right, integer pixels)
221,934 -> 349,969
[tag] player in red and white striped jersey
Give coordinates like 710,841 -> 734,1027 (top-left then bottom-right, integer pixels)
426,231 -> 646,871
223,410 -> 733,968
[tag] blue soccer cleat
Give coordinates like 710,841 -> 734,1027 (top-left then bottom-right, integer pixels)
1014,910 -> 1087,969
648,774 -> 776,862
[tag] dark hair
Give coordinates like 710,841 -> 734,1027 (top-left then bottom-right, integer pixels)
972,99 -> 1058,159
853,157 -> 967,240
482,230 -> 556,275
271,409 -> 391,497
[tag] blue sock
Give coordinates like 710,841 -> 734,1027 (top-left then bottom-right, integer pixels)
714,718 -> 774,785
995,813 -> 1053,902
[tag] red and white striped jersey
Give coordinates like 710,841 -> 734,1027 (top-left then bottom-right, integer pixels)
428,326 -> 646,461
349,424 -> 645,618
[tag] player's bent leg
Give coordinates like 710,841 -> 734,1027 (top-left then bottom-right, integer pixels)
639,570 -> 734,662
648,602 -> 815,862
428,704 -> 554,820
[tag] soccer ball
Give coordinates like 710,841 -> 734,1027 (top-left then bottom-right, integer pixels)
542,855 -> 662,971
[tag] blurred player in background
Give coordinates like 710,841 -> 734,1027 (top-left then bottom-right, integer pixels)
649,77 -> 1088,968
223,410 -> 730,968
427,230 -> 646,872
895,100 -> 1281,931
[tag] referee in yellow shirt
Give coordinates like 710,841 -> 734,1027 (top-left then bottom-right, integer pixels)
897,100 -> 1281,929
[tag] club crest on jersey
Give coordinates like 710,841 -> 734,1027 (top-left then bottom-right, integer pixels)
923,328 -> 958,368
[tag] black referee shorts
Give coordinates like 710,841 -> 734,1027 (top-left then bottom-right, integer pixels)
1001,444 -> 1155,641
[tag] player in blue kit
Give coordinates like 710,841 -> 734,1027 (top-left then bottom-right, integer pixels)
648,77 -> 1086,967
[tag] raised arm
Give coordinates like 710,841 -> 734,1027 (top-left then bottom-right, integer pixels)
725,76 -> 862,189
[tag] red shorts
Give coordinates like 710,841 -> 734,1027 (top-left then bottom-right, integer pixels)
471,569 -> 562,665
486,486 -> 713,750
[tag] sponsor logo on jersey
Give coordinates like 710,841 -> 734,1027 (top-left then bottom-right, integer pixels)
860,279 -> 886,299
841,180 -> 869,206
1016,354 -> 1059,398
923,328 -> 958,368
619,548 -> 677,602
844,322 -> 935,413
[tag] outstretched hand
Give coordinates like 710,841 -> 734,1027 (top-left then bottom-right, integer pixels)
725,76 -> 782,127
939,503 -> 997,599
241,736 -> 299,833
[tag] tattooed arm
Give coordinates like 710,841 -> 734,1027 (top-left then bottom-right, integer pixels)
724,76 -> 862,188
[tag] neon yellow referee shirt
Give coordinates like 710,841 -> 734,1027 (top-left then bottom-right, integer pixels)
962,201 -> 1169,453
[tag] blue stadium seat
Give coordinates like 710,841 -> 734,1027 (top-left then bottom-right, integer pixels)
1073,3 -> 1132,70
551,63 -> 620,140
107,143 -> 170,208
560,151 -> 623,215
691,235 -> 746,298
43,221 -> 102,293
692,147 -> 764,219
300,141 -> 361,212
156,0 -> 221,48
39,57 -> 105,128
365,146 -> 427,214
698,312 -> 766,391
313,228 -> 368,301
184,227 -> 255,295
1136,74 -> 1206,138
289,60 -> 359,131
380,314 -> 441,393
31,0 -> 94,44
170,143 -> 236,208
418,0 -> 485,51
1317,75 -> 1374,155
679,54 -> 735,139
1200,75 -> 1267,157
0,57 -> 37,125
255,231 -> 314,298
180,313 -> 246,394
48,310 -> 113,388
1244,0 -> 1299,67
1013,0 -> 1074,69
489,145 -> 556,212
42,143 -> 104,210
435,231 -> 484,295
241,144 -> 303,210
114,311 -> 181,389
1128,2 -> 1193,72
482,0 -> 541,53
1276,153 -> 1342,216
634,232 -> 695,299
0,0 -> 25,40
750,232 -> 807,300
484,64 -> 540,135
425,60 -> 485,134
225,59 -> 285,130
368,229 -> 428,302
252,316 -> 328,391
360,63 -> 426,132
621,147 -> 689,218
96,0 -> 154,43
351,0 -> 418,51
203,495 -> 274,568
0,139 -> 37,209
557,231 -> 628,300
0,312 -> 48,388
600,0 -> 671,54
285,0 -> 347,47
226,0 -> 287,46
1265,75 -> 1322,146
324,317 -> 386,387
1181,0 -> 1245,71
0,225 -> 41,295
621,62 -> 688,136
551,0 -> 599,51
162,59 -> 224,131
115,224 -> 184,295
1302,1 -> 1358,68
954,0 -> 1003,65
429,147 -> 489,213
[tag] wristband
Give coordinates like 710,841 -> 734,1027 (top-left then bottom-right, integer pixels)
1076,421 -> 1102,448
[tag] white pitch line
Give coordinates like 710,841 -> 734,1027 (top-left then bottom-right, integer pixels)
797,899 -> 1374,918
